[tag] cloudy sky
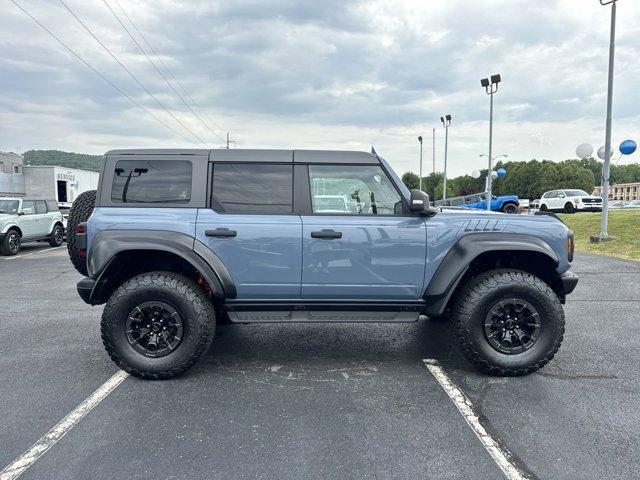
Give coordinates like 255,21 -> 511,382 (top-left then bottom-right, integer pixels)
1,0 -> 639,176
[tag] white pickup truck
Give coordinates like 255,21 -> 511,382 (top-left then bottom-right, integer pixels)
0,197 -> 64,255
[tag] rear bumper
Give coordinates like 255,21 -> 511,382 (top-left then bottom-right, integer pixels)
77,277 -> 96,304
560,271 -> 579,295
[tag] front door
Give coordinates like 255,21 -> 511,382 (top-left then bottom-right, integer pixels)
300,164 -> 427,300
195,162 -> 302,299
18,200 -> 39,238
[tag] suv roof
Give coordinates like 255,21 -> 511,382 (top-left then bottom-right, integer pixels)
104,149 -> 381,165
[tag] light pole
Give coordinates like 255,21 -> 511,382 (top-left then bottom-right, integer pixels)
432,127 -> 436,174
418,136 -> 423,191
597,0 -> 618,240
481,74 -> 502,210
479,154 -> 508,192
440,115 -> 451,202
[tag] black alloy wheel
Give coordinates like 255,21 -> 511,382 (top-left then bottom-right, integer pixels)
484,298 -> 541,355
125,301 -> 184,358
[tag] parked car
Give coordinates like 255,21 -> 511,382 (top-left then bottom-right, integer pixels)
530,199 -> 541,210
608,200 -> 625,209
539,189 -> 602,213
463,193 -> 520,214
622,199 -> 640,209
67,149 -> 578,379
0,197 -> 65,255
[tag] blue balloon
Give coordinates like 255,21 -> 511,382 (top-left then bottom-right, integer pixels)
620,140 -> 637,156
496,168 -> 507,178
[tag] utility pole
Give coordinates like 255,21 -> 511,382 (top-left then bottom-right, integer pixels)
226,132 -> 235,149
481,74 -> 502,211
597,0 -> 618,240
440,115 -> 451,203
418,136 -> 423,191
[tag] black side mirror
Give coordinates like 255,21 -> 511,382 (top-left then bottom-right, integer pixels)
409,189 -> 437,215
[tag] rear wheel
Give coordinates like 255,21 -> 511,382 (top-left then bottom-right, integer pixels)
1,229 -> 21,255
452,269 -> 564,376
48,224 -> 64,247
101,272 -> 216,379
67,190 -> 96,276
501,202 -> 518,214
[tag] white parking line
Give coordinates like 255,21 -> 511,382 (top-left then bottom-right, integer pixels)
1,247 -> 60,260
0,370 -> 129,480
422,359 -> 531,480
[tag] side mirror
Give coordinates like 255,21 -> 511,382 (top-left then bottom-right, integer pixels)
409,189 -> 437,215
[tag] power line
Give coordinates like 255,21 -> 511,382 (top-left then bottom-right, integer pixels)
108,0 -> 227,143
10,0 -> 199,146
58,0 -> 209,147
113,0 -> 228,136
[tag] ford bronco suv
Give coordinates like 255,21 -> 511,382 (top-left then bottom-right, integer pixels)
0,197 -> 65,255
67,149 -> 578,379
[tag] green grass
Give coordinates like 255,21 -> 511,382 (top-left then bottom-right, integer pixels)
558,209 -> 640,261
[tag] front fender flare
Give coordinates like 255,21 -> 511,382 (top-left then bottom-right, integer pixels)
423,233 -> 559,316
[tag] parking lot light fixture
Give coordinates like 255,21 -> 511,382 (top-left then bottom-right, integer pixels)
481,74 -> 501,210
441,115 -> 452,202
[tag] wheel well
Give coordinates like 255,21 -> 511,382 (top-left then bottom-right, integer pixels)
454,250 -> 563,302
93,250 -> 218,304
6,226 -> 22,237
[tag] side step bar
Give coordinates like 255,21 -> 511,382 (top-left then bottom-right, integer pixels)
227,310 -> 420,324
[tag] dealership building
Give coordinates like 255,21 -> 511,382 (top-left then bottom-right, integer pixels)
0,152 -> 99,207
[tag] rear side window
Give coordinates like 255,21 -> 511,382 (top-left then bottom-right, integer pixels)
35,201 -> 47,214
211,163 -> 293,214
111,160 -> 192,204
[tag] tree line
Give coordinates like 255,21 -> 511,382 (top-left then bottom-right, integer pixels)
24,150 -> 102,172
402,158 -> 640,200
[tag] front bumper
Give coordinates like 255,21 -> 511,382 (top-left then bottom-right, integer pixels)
560,271 -> 579,295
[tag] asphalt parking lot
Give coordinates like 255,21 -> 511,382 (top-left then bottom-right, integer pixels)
1,244 -> 639,479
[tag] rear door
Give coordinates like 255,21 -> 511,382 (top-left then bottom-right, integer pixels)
34,200 -> 51,236
299,163 -> 427,300
195,157 -> 302,299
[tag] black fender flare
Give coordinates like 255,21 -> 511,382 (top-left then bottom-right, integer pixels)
86,230 -> 236,304
423,233 -> 559,316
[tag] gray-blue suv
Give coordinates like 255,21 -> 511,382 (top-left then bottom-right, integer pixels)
67,149 -> 578,379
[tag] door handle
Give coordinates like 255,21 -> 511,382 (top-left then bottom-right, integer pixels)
311,230 -> 342,239
205,228 -> 237,238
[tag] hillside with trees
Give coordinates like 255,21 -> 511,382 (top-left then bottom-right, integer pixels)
402,158 -> 640,200
23,150 -> 102,172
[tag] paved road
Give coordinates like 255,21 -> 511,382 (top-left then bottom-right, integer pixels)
0,245 -> 638,479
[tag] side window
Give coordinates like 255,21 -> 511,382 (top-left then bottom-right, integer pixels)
21,201 -> 35,215
308,165 -> 403,215
111,160 -> 192,204
35,201 -> 47,214
545,191 -> 556,199
211,163 -> 293,214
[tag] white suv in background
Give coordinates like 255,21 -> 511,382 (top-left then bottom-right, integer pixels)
0,197 -> 65,255
539,189 -> 603,214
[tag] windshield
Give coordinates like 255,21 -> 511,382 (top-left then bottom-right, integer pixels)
563,190 -> 589,197
0,200 -> 19,214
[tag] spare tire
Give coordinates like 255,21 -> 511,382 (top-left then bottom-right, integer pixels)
67,190 -> 96,276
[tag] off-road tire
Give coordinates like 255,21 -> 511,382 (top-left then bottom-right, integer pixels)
67,190 -> 96,276
101,272 -> 216,379
48,224 -> 64,247
452,269 -> 564,376
564,202 -> 575,214
1,229 -> 21,255
501,202 -> 518,214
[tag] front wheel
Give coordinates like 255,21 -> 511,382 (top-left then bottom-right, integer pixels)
564,202 -> 575,214
101,272 -> 216,379
1,229 -> 21,255
452,269 -> 564,376
539,203 -> 548,212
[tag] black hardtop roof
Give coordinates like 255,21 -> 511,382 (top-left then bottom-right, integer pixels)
104,149 -> 380,164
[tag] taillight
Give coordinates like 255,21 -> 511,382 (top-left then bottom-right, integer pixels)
74,223 -> 86,234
